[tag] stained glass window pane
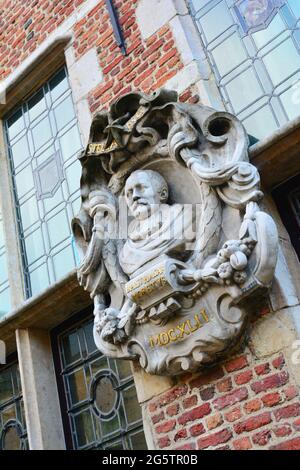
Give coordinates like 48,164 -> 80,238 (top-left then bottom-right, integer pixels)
0,363 -> 27,450
56,317 -> 146,450
5,67 -> 83,299
190,0 -> 300,140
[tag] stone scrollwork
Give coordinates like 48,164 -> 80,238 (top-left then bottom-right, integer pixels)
72,90 -> 278,375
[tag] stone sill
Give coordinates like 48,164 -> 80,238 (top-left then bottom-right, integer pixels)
0,269 -> 91,355
1,115 -> 300,353
249,114 -> 300,190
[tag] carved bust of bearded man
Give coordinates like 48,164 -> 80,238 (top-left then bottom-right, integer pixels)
119,170 -> 195,278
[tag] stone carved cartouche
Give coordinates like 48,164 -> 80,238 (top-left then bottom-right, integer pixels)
72,90 -> 278,375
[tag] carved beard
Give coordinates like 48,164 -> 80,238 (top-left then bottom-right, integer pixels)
129,209 -> 163,241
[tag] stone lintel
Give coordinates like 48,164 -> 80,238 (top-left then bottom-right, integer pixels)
0,270 -> 91,355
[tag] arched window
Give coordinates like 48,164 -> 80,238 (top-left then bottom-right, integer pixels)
190,0 -> 300,140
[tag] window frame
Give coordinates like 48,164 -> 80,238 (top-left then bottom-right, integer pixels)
0,353 -> 28,451
51,307 -> 146,451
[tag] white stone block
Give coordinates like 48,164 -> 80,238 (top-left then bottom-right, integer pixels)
136,0 -> 178,39
164,60 -> 201,94
68,47 -> 103,103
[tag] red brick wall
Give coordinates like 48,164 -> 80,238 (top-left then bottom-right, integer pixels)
147,351 -> 300,450
0,0 -> 199,110
72,0 -> 198,112
0,0 -> 86,80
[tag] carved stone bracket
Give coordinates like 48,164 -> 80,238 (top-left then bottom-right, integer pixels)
72,90 -> 278,375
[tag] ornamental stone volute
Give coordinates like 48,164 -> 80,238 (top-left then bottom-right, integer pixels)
72,90 -> 279,375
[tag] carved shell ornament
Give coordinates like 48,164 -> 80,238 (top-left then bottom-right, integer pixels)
72,90 -> 278,375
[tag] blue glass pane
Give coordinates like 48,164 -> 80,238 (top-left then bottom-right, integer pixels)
0,217 -> 4,249
263,38 -> 300,86
226,68 -> 264,112
280,86 -> 300,120
60,126 -> 82,162
29,264 -> 50,296
28,89 -> 47,123
20,197 -> 39,231
191,0 -> 211,11
65,160 -> 82,196
54,95 -> 75,131
0,253 -> 8,284
49,69 -> 69,103
15,165 -> 34,199
31,116 -> 52,150
287,0 -> 300,19
11,135 -> 30,168
243,105 -> 279,140
7,109 -> 24,141
24,228 -> 45,264
0,287 -> 11,318
252,14 -> 285,49
199,1 -> 234,43
47,210 -> 70,248
211,33 -> 247,76
52,245 -> 75,279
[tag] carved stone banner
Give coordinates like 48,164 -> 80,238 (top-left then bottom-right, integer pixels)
72,90 -> 278,375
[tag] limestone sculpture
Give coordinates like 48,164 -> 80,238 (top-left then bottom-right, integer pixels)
72,90 -> 278,375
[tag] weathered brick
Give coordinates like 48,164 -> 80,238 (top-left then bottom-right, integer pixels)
166,403 -> 179,417
155,419 -> 176,434
251,371 -> 289,394
158,385 -> 188,407
252,430 -> 272,446
273,424 -> 292,437
200,386 -> 215,401
224,407 -> 242,422
293,417 -> 300,431
175,443 -> 196,451
244,398 -> 262,414
178,403 -> 211,425
183,395 -> 198,409
234,370 -> 253,385
197,429 -> 232,450
189,366 -> 224,389
151,411 -> 164,424
158,436 -> 171,449
270,437 -> 300,450
234,412 -> 272,434
149,402 -> 157,413
216,378 -> 232,393
255,363 -> 271,376
272,354 -> 285,370
225,355 -> 248,373
174,429 -> 187,441
284,385 -> 298,401
233,437 -> 252,450
213,387 -> 248,410
189,423 -> 205,437
261,392 -> 281,407
206,413 -> 223,430
274,403 -> 300,421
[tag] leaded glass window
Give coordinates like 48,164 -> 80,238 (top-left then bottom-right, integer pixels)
190,0 -> 300,140
5,67 -> 83,298
0,209 -> 11,318
0,361 -> 28,450
53,316 -> 147,450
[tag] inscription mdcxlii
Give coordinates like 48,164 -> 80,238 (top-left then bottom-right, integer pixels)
149,310 -> 209,348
